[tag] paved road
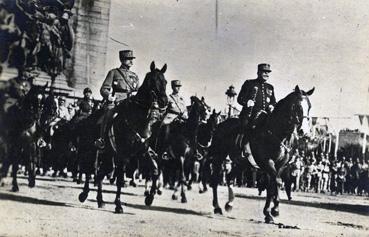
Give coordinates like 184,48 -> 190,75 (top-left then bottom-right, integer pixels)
0,175 -> 368,237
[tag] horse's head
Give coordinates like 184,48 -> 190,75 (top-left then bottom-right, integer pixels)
136,61 -> 168,110
189,96 -> 209,123
207,109 -> 221,130
287,85 -> 315,137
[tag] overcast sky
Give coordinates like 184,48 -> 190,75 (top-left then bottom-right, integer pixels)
105,0 -> 369,117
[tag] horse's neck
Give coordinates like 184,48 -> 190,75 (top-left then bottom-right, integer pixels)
265,110 -> 295,143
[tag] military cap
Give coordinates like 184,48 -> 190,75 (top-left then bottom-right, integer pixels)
58,96 -> 66,102
257,63 -> 272,72
83,87 -> 92,94
119,50 -> 135,60
171,80 -> 182,87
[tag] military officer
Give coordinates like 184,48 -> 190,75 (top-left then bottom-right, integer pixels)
95,49 -> 139,149
77,87 -> 97,118
236,63 -> 277,148
0,68 -> 33,113
160,80 -> 188,157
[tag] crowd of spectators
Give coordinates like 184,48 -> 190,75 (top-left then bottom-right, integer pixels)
287,150 -> 369,196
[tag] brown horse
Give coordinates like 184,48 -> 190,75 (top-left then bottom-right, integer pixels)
208,85 -> 314,223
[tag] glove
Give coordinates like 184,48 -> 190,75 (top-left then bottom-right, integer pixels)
269,105 -> 274,112
247,100 -> 255,107
108,94 -> 116,102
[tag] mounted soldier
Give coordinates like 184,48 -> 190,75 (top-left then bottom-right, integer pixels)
160,79 -> 188,158
236,63 -> 277,154
95,49 -> 139,149
77,87 -> 97,119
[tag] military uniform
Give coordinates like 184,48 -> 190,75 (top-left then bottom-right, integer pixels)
237,78 -> 276,121
236,63 -> 277,151
0,76 -> 31,112
100,66 -> 139,104
162,92 -> 188,125
95,50 -> 139,149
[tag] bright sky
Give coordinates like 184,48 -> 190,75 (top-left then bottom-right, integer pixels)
105,0 -> 369,117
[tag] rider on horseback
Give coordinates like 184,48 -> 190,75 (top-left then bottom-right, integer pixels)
95,50 -> 139,149
160,80 -> 188,159
236,63 -> 276,155
77,87 -> 98,119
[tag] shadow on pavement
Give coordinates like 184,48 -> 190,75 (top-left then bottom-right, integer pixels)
235,193 -> 369,216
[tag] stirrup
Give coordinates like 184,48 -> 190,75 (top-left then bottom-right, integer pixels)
94,138 -> 105,149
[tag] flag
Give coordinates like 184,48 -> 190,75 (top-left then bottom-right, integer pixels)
358,115 -> 364,126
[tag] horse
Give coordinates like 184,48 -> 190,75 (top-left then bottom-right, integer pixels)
79,61 -> 168,213
160,96 -> 209,203
194,109 -> 221,193
208,85 -> 314,223
0,82 -> 47,191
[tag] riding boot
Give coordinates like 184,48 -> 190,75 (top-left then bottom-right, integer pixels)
95,107 -> 114,149
236,116 -> 249,149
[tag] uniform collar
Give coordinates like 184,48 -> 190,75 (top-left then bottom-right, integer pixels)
119,64 -> 130,70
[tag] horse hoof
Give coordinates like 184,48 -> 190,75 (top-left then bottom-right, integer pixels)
110,178 -> 115,185
144,190 -> 150,197
78,192 -> 88,203
172,194 -> 178,200
129,180 -> 137,187
11,185 -> 19,192
145,194 -> 154,206
225,202 -> 233,212
265,215 -> 274,223
36,169 -> 41,175
98,201 -> 105,208
181,196 -> 187,203
271,208 -> 279,217
157,189 -> 162,195
28,179 -> 35,188
288,196 -> 292,201
115,206 -> 123,214
187,185 -> 192,191
214,207 -> 223,215
76,179 -> 82,185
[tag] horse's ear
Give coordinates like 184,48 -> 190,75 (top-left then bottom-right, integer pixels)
212,109 -> 216,114
160,64 -> 167,73
201,96 -> 204,102
294,85 -> 301,94
305,87 -> 315,96
150,61 -> 155,72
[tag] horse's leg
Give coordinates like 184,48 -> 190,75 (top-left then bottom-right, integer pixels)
114,162 -> 124,213
199,159 -> 209,193
211,160 -> 223,214
96,170 -> 105,208
225,164 -> 238,212
78,173 -> 90,202
263,175 -> 274,223
180,156 -> 187,203
11,154 -> 19,192
27,142 -> 36,188
271,180 -> 281,217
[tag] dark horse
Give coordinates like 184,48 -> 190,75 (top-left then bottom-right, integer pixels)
208,86 -> 314,223
0,83 -> 47,191
80,61 -> 168,213
162,96 -> 209,203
